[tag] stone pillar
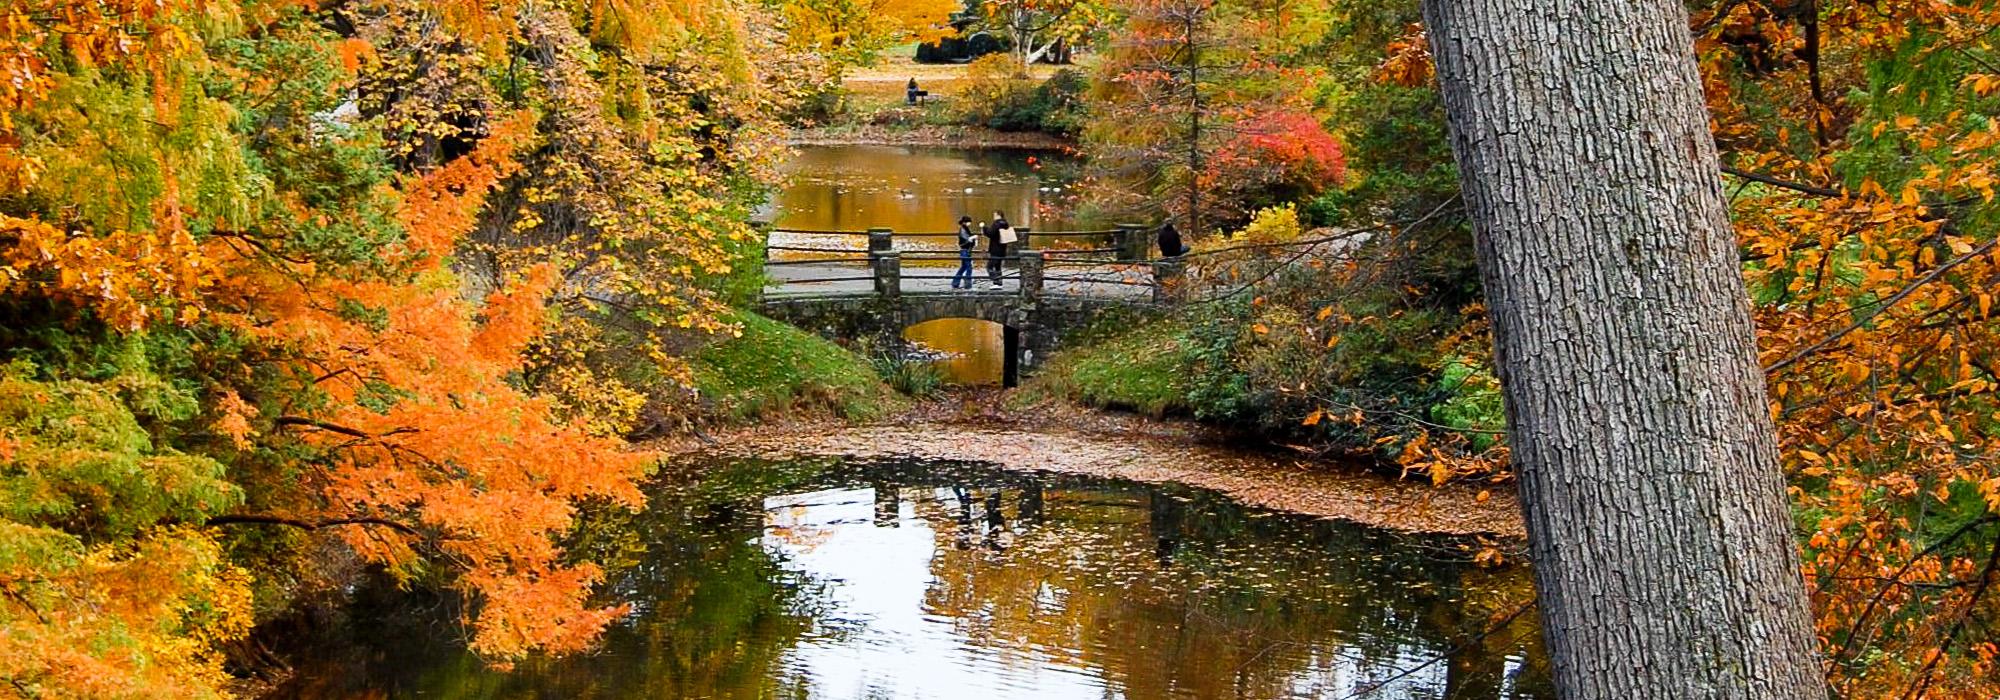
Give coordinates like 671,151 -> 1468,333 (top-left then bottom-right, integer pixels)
1116,222 -> 1147,261
873,251 -> 901,299
1017,249 -> 1043,303
868,227 -> 893,255
750,220 -> 772,304
1002,325 -> 1022,388
1016,226 -> 1032,250
1152,259 -> 1183,304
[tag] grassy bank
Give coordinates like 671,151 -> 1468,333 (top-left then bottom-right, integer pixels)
1027,320 -> 1193,417
1023,272 -> 1505,468
690,311 -> 900,423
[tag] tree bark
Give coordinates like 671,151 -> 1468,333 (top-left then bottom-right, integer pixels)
1418,0 -> 1828,697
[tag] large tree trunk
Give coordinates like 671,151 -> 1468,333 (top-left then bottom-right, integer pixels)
1418,0 -> 1828,697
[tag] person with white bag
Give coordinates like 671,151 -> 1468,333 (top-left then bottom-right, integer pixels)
983,210 -> 1016,290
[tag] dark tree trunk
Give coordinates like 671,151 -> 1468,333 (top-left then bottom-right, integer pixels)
1418,0 -> 1828,697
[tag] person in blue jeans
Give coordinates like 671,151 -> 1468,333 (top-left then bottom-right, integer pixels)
951,215 -> 977,289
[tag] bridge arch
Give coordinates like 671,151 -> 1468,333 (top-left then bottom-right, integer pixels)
894,295 -> 1022,329
889,298 -> 1040,386
901,316 -> 1021,387
761,292 -> 1140,389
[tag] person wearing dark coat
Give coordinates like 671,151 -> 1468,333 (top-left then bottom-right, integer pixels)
952,215 -> 978,289
1157,221 -> 1191,258
983,210 -> 1011,289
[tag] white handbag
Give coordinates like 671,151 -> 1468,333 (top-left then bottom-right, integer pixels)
998,226 -> 1018,245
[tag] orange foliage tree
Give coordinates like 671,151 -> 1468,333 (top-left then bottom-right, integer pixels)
0,0 -> 791,693
1692,1 -> 2000,695
1352,0 -> 2000,694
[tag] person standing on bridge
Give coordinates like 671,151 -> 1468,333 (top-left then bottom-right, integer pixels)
1157,221 -> 1191,258
952,215 -> 978,289
984,210 -> 1015,290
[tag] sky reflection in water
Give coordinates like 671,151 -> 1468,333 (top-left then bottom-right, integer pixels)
272,459 -> 1551,700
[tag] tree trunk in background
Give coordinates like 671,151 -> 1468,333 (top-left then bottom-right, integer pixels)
1418,0 -> 1828,697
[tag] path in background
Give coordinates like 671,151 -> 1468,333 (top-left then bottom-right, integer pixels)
842,50 -> 1071,110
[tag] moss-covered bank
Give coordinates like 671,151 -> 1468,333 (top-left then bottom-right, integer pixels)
689,311 -> 900,423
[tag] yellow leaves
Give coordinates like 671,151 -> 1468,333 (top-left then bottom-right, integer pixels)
1965,73 -> 2000,97
1301,408 -> 1323,426
776,0 -> 957,61
0,523 -> 251,699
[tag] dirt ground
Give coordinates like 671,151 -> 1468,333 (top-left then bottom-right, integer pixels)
661,390 -> 1528,540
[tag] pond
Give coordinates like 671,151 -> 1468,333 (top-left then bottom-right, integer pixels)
764,144 -> 1074,239
271,457 -> 1551,699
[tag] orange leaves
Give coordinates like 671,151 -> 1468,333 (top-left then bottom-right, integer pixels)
396,110 -> 538,268
0,215 -> 215,330
0,0 -> 212,190
213,123 -> 654,662
1374,24 -> 1433,88
335,37 -> 378,74
1970,73 -> 2000,97
472,263 -> 560,363
211,390 -> 258,449
0,0 -> 780,687
1728,10 -> 2000,685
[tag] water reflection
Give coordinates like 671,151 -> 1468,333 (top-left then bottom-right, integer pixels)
903,318 -> 1006,385
270,459 -> 1551,700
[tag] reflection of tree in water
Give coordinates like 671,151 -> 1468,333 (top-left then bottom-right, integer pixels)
912,482 -> 1552,699
276,461 -> 838,699
274,458 -> 1549,699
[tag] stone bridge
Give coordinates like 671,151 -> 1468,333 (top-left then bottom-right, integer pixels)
759,225 -> 1180,386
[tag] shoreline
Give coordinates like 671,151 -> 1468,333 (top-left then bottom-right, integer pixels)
787,124 -> 1073,150
665,399 -> 1526,539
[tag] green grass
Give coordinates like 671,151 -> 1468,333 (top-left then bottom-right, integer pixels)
690,311 -> 900,423
1024,320 -> 1193,417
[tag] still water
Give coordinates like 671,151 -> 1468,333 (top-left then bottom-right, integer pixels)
903,318 -> 1006,386
766,145 -> 1073,236
274,458 -> 1551,699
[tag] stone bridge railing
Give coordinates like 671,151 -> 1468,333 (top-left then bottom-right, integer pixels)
757,223 -> 1185,304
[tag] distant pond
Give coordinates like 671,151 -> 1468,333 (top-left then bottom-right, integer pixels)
763,144 -> 1076,237
271,457 -> 1552,699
